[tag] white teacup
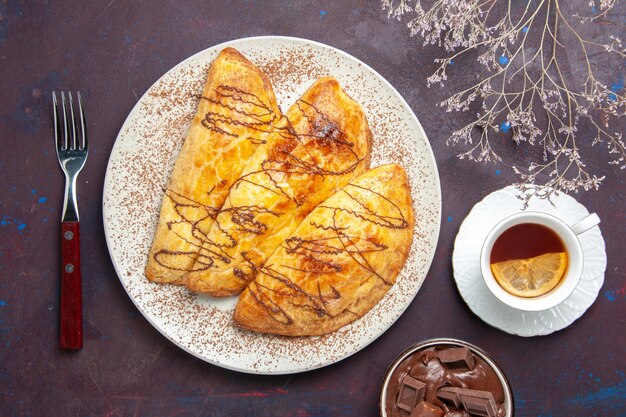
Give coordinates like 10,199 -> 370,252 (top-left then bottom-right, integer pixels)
480,211 -> 600,311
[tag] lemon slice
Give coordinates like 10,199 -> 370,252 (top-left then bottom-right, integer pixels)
490,252 -> 567,298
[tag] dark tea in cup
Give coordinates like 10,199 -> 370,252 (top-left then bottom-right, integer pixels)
480,211 -> 599,312
489,223 -> 567,298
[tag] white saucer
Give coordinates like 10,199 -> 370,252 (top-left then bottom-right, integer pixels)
452,186 -> 607,337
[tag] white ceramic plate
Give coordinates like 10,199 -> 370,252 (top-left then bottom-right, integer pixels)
452,186 -> 606,337
103,36 -> 441,374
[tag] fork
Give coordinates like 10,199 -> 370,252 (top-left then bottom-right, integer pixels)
54,91 -> 88,350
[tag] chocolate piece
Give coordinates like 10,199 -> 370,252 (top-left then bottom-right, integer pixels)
459,390 -> 498,417
437,387 -> 498,417
437,386 -> 462,408
409,401 -> 444,417
384,345 -> 507,417
396,375 -> 427,412
437,347 -> 476,370
446,412 -> 471,417
463,395 -> 498,417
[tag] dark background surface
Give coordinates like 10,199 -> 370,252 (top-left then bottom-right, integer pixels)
1,1 -> 624,416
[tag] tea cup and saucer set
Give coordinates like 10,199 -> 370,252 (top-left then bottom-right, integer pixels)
452,185 -> 607,337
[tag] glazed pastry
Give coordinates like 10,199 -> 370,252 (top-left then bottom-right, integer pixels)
186,77 -> 372,296
145,48 -> 284,283
233,164 -> 414,336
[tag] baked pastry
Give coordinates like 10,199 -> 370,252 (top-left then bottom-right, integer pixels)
233,164 -> 414,336
145,48 -> 284,283
185,77 -> 372,296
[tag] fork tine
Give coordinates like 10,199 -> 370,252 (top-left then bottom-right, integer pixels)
53,91 -> 61,150
68,92 -> 77,150
61,92 -> 69,150
77,92 -> 87,150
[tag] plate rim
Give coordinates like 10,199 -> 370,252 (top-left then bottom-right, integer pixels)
102,35 -> 442,374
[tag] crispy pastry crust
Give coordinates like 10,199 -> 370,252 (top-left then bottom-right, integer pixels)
185,77 -> 372,296
145,48 -> 283,283
233,164 -> 415,336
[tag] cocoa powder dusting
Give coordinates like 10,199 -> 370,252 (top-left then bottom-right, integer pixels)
103,41 -> 440,373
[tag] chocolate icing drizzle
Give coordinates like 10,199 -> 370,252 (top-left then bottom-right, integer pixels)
152,85 -> 285,271
153,83 -> 371,282
200,85 -> 281,143
245,179 -> 410,325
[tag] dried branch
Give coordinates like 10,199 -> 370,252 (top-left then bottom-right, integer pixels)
382,0 -> 625,202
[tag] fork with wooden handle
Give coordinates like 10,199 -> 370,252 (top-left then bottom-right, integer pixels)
54,91 -> 88,350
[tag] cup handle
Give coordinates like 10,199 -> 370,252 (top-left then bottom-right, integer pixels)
570,213 -> 601,235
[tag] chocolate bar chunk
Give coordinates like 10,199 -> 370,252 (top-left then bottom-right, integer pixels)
437,347 -> 476,370
396,375 -> 426,412
437,387 -> 498,417
437,386 -> 462,408
463,395 -> 499,417
446,412 -> 471,417
409,401 -> 444,417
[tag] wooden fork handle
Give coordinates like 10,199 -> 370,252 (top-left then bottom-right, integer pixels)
60,221 -> 82,349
